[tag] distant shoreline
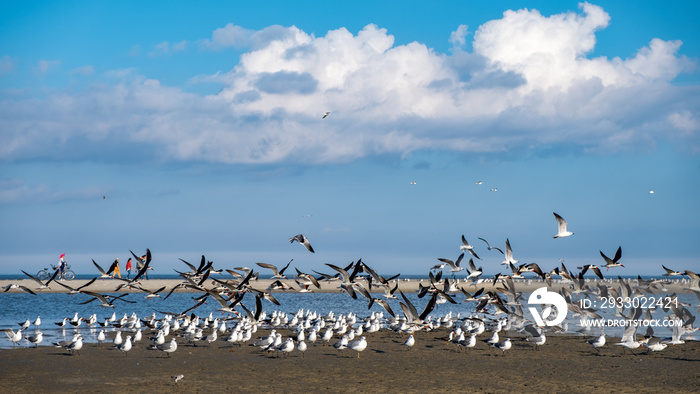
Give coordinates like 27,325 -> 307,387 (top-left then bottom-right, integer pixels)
1,277 -> 692,294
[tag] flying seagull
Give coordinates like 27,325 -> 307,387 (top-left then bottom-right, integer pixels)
256,260 -> 292,279
322,111 -> 331,119
460,235 -> 480,259
552,212 -> 574,238
290,234 -> 315,253
478,237 -> 504,254
600,246 -> 623,270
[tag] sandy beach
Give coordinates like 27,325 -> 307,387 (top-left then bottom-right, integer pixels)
1,328 -> 698,393
0,277 -> 692,295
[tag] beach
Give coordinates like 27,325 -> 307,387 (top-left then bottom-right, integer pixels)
0,277 -> 692,295
1,329 -> 698,393
2,276 -> 698,392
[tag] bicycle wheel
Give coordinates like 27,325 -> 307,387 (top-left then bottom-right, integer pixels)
37,270 -> 49,281
64,270 -> 75,280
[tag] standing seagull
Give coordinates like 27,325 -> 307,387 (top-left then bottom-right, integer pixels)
117,335 -> 133,356
403,334 -> 415,350
348,336 -> 367,358
290,234 -> 315,253
151,337 -> 178,357
552,212 -> 574,238
587,334 -> 606,353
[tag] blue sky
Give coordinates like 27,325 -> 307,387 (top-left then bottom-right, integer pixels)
1,1 -> 698,276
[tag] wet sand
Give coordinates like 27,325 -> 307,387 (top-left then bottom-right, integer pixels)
1,329 -> 698,393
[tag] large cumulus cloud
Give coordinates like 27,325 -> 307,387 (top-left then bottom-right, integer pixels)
0,2 -> 697,164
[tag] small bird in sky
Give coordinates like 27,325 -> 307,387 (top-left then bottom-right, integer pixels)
552,212 -> 574,238
409,181 -> 417,185
322,111 -> 330,119
290,234 -> 315,253
649,189 -> 655,194
476,181 -> 482,185
490,188 -> 498,192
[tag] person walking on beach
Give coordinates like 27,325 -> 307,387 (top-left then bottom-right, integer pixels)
125,258 -> 133,279
58,253 -> 67,280
112,258 -> 122,279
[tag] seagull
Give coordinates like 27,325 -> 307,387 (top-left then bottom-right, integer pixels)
117,335 -> 133,356
403,334 -> 415,350
477,238 -> 504,254
643,337 -> 667,353
92,259 -> 116,279
462,333 -> 477,350
172,375 -> 184,384
552,212 -> 574,238
493,338 -> 512,355
25,331 -> 43,347
586,334 -> 606,352
466,259 -> 483,281
151,337 -> 178,357
67,335 -> 84,355
348,336 -> 367,358
578,264 -> 604,280
476,181 -> 483,185
18,319 -> 31,330
460,235 -> 480,259
437,253 -> 465,273
600,246 -> 624,270
4,328 -> 23,346
490,188 -> 498,192
615,338 -> 641,354
297,340 -> 308,357
322,111 -> 330,119
289,234 -> 315,253
649,189 -> 654,194
522,325 -> 546,350
277,337 -> 295,357
256,261 -> 292,279
2,284 -> 37,295
662,265 -> 684,277
501,239 -> 518,266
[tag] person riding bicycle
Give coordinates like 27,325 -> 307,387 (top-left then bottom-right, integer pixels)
58,253 -> 67,280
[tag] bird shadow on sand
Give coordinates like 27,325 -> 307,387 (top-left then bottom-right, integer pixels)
370,349 -> 385,354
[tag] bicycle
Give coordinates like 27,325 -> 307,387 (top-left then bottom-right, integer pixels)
37,264 -> 75,281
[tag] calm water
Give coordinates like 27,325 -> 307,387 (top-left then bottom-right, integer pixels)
1,283 -> 696,349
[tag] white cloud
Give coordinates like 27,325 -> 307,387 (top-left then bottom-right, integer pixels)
69,65 -> 94,76
36,59 -> 60,74
149,40 -> 188,57
200,23 -> 254,50
0,3 -> 697,164
449,24 -> 469,50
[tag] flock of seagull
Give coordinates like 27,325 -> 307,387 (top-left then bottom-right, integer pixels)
3,217 -> 699,365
